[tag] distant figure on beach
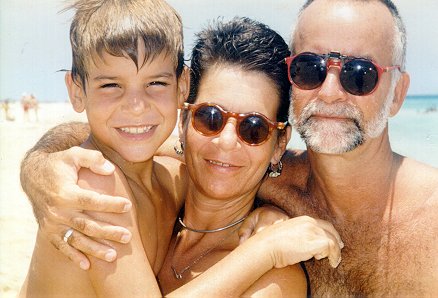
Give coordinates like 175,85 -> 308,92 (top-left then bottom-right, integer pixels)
425,105 -> 437,113
20,93 -> 39,122
1,99 -> 15,121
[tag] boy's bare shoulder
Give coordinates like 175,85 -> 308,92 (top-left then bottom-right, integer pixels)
153,155 -> 187,208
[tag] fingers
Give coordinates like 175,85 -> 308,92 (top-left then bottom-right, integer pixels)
51,229 -> 91,270
68,146 -> 115,175
68,214 -> 132,244
301,217 -> 342,268
52,228 -> 118,270
58,184 -> 131,213
238,212 -> 257,244
313,218 -> 344,249
312,237 -> 342,268
67,229 -> 118,262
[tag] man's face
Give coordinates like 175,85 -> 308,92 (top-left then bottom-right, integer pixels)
290,0 -> 398,154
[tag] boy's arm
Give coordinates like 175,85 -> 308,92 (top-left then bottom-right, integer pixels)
20,122 -> 132,269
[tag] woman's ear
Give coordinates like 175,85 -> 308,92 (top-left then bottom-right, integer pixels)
270,125 -> 291,165
177,66 -> 190,108
65,72 -> 86,113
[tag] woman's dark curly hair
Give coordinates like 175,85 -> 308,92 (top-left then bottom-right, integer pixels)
187,17 -> 291,123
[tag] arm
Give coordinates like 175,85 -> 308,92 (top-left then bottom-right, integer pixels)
257,150 -> 313,216
170,216 -> 342,297
76,166 -> 163,297
242,265 -> 307,297
20,122 -> 132,270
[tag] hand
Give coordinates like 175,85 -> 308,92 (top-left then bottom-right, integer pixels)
238,205 -> 289,244
254,216 -> 344,268
23,146 -> 133,269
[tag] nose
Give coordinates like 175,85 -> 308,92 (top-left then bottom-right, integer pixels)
318,67 -> 348,104
122,90 -> 151,115
216,118 -> 240,151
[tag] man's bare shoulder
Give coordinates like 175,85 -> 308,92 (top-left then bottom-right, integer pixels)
396,155 -> 438,205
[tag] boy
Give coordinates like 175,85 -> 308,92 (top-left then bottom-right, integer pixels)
20,0 -> 189,296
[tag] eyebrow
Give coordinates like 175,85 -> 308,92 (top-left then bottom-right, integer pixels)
92,72 -> 175,81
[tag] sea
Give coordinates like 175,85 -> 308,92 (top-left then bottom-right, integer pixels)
288,95 -> 438,167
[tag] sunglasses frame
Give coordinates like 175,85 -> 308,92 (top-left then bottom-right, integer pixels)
183,102 -> 288,146
284,51 -> 401,96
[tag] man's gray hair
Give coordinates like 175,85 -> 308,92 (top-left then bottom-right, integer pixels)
291,0 -> 407,71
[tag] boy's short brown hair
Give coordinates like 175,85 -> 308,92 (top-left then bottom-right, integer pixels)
67,0 -> 184,89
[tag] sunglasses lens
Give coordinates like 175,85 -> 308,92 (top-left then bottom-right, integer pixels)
239,115 -> 270,145
290,53 -> 327,90
193,105 -> 223,135
341,59 -> 378,96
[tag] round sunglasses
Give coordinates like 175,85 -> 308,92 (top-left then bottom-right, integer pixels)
284,52 -> 401,96
183,102 -> 288,146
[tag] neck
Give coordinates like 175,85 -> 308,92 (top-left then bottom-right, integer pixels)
87,134 -> 154,189
308,130 -> 401,222
181,184 -> 256,233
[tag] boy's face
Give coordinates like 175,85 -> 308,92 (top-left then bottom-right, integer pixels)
67,50 -> 187,162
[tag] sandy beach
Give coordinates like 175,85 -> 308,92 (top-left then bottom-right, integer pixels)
0,102 -> 86,297
0,100 -> 436,297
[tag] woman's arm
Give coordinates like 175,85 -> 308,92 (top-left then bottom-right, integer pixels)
170,216 -> 342,297
242,265 -> 307,297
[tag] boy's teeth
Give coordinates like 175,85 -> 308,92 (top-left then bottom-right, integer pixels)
120,126 -> 152,134
208,160 -> 231,167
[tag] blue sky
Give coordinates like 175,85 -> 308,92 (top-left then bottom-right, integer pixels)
1,0 -> 437,102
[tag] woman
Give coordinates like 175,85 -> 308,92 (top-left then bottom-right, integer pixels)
21,17 -> 342,297
157,17 -> 306,294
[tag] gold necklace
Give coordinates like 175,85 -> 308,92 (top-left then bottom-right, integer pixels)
170,225 -> 239,279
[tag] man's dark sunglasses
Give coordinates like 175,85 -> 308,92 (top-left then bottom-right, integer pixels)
285,51 -> 400,96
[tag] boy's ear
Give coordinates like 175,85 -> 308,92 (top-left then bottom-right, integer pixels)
270,126 -> 291,165
65,71 -> 86,113
177,66 -> 190,108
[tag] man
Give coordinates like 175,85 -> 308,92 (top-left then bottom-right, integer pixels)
257,0 -> 438,295
20,0 -> 438,296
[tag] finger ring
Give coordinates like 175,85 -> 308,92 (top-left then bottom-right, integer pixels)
63,228 -> 74,243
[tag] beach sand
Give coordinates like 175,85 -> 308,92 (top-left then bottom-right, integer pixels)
0,102 -> 87,297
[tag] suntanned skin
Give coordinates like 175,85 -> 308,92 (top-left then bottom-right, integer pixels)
25,0 -> 438,295
259,0 -> 438,296
21,138 -> 185,297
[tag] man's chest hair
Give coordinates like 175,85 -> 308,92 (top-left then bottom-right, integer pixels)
305,211 -> 438,296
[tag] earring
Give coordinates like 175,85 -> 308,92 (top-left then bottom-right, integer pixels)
173,139 -> 184,155
268,161 -> 283,178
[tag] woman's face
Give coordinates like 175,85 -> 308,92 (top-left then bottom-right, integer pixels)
183,64 -> 287,199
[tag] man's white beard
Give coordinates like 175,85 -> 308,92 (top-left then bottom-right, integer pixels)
290,80 -> 396,154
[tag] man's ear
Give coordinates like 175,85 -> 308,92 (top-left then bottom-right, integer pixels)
65,71 -> 86,113
177,66 -> 190,108
270,125 -> 292,165
390,72 -> 410,117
